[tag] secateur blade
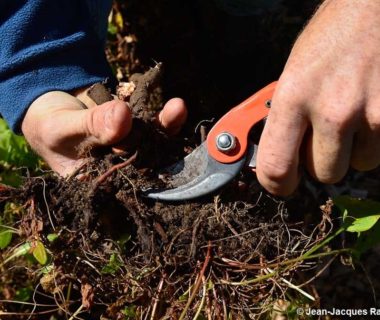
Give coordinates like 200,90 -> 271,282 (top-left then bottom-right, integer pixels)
144,143 -> 247,201
144,81 -> 277,202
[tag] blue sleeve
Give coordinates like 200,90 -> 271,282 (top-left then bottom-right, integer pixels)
0,0 -> 113,133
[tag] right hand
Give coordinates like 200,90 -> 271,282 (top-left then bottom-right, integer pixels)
256,0 -> 380,196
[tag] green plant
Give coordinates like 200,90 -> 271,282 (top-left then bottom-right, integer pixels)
0,118 -> 41,186
334,195 -> 380,258
101,253 -> 124,274
0,119 -> 39,168
0,223 -> 13,249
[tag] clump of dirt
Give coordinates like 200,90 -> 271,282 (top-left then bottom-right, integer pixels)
1,163 -> 327,319
0,67 -> 329,319
86,64 -> 186,171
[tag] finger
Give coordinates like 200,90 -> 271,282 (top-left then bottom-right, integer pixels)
256,86 -> 308,196
306,119 -> 353,184
351,117 -> 380,171
155,98 -> 187,135
111,98 -> 187,154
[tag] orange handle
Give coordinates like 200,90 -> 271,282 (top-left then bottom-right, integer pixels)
206,82 -> 277,164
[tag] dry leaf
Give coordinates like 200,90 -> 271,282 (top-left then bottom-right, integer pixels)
81,283 -> 94,310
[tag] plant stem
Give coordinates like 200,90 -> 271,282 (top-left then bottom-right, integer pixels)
179,243 -> 211,320
222,248 -> 351,286
192,277 -> 207,320
68,304 -> 84,320
302,227 -> 345,258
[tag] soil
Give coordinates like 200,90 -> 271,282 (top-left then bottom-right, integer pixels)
1,1 -> 380,319
0,66 -> 327,318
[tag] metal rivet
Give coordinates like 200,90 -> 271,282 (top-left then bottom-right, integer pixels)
216,132 -> 236,152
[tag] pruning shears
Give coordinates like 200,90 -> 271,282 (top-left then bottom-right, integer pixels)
144,82 -> 277,201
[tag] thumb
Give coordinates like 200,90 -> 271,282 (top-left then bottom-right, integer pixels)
82,100 -> 132,146
22,91 -> 133,176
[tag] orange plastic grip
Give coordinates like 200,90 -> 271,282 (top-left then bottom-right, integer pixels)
206,82 -> 277,164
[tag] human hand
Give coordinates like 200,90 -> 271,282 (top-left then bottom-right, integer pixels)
21,89 -> 187,176
257,0 -> 380,196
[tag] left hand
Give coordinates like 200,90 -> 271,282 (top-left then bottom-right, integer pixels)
21,88 -> 187,176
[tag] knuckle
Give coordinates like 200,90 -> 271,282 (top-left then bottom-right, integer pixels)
257,152 -> 298,196
315,172 -> 343,185
259,157 -> 293,183
318,108 -> 355,137
308,159 -> 347,184
100,103 -> 131,144
274,78 -> 306,108
85,108 -> 98,138
37,117 -> 65,150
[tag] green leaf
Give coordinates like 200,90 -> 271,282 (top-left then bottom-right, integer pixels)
334,196 -> 380,257
2,242 -> 31,266
108,22 -> 118,35
334,196 -> 380,233
101,253 -> 123,274
0,170 -> 22,187
179,290 -> 189,302
4,201 -> 24,216
117,233 -> 131,247
14,287 -> 33,302
0,227 -> 12,249
0,118 -> 40,169
353,222 -> 380,258
206,279 -> 214,291
47,233 -> 59,243
40,264 -> 54,275
347,215 -> 380,233
114,11 -> 124,30
121,305 -> 137,319
32,241 -> 48,265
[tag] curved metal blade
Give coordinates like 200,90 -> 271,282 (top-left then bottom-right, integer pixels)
144,143 -> 246,201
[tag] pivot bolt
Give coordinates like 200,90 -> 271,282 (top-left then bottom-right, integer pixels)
216,132 -> 236,152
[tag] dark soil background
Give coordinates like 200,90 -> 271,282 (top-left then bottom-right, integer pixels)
112,0 -> 319,124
